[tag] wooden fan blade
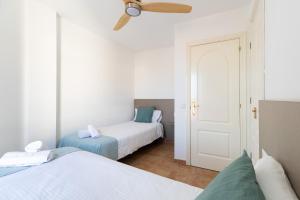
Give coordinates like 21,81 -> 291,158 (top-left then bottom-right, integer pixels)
123,0 -> 131,4
141,2 -> 192,13
114,14 -> 131,31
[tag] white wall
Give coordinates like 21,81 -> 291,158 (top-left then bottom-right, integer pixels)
134,47 -> 174,99
265,0 -> 300,100
0,0 -> 135,153
21,0 -> 135,144
174,7 -> 249,160
60,18 -> 134,137
23,0 -> 58,149
0,0 -> 24,155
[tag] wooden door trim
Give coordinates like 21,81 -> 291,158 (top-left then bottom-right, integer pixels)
186,33 -> 247,165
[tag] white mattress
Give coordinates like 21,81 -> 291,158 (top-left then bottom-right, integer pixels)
0,151 -> 202,200
99,121 -> 164,159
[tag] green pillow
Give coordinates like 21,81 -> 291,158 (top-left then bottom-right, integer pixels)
196,151 -> 265,200
135,107 -> 155,123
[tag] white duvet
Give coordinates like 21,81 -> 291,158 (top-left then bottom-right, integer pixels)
0,151 -> 202,200
99,121 -> 164,159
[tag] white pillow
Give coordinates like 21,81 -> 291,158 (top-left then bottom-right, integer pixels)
254,152 -> 298,200
133,108 -> 137,121
133,109 -> 162,123
152,110 -> 162,123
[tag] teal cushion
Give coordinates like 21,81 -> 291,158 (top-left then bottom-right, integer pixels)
135,107 -> 155,123
196,151 -> 265,200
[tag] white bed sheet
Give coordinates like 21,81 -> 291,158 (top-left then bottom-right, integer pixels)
99,121 -> 164,159
0,151 -> 202,200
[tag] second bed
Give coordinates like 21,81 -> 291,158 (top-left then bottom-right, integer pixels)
101,121 -> 163,159
59,121 -> 164,160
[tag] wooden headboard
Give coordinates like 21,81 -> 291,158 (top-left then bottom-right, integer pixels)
134,99 -> 174,141
259,100 -> 300,197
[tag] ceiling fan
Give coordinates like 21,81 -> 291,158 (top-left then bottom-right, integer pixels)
114,0 -> 192,31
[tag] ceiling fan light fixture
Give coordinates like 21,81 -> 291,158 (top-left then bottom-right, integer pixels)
126,3 -> 141,17
114,0 -> 192,31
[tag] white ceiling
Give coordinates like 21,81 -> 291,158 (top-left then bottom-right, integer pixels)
39,0 -> 251,51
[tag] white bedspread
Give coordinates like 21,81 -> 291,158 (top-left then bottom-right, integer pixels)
0,151 -> 202,200
99,121 -> 164,159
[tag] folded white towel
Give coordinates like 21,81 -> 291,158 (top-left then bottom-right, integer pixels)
25,141 -> 43,153
88,125 -> 101,138
0,150 -> 53,167
78,130 -> 91,139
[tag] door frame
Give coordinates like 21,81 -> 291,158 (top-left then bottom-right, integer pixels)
186,33 -> 247,165
247,0 -> 266,162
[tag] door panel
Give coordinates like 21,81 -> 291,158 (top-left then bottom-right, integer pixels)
197,51 -> 229,122
197,131 -> 230,157
191,39 -> 241,171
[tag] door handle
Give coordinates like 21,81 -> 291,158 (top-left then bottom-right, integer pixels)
191,101 -> 200,116
252,107 -> 257,119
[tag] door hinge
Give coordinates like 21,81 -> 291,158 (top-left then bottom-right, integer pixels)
249,42 -> 252,50
240,104 -> 242,109
250,97 -> 252,104
239,46 -> 242,51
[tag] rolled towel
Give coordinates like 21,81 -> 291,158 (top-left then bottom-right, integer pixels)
25,141 -> 43,153
78,130 -> 91,139
0,150 -> 54,167
88,125 -> 101,138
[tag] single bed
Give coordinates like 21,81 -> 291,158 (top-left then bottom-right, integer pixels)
100,121 -> 164,159
59,100 -> 174,160
0,150 -> 202,200
59,101 -> 169,160
59,121 -> 164,160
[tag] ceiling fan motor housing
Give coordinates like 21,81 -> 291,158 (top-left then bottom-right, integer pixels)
126,2 -> 142,17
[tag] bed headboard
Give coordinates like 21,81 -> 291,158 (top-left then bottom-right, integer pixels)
134,99 -> 174,141
259,100 -> 300,197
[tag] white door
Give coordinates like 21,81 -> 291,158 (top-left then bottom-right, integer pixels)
190,39 -> 241,171
248,0 -> 265,162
